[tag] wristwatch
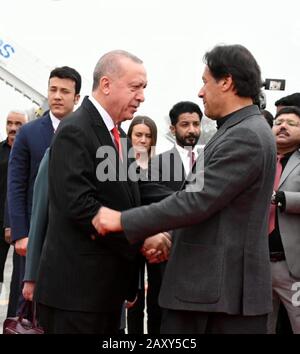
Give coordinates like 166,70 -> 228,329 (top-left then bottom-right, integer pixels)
271,191 -> 276,205
271,191 -> 283,208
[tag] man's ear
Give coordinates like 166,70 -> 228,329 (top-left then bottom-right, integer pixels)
170,125 -> 176,135
99,76 -> 111,95
221,75 -> 234,92
74,94 -> 80,105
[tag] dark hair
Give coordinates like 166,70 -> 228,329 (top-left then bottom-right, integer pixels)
203,44 -> 262,100
261,109 -> 274,128
169,101 -> 202,126
128,116 -> 157,157
49,66 -> 82,95
275,93 -> 300,109
275,106 -> 300,120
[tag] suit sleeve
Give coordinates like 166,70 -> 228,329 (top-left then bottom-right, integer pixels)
122,128 -> 265,244
49,124 -> 101,234
3,197 -> 10,228
24,150 -> 49,281
8,127 -> 30,242
284,191 -> 300,214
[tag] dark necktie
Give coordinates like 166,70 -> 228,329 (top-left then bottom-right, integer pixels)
268,154 -> 284,234
111,126 -> 123,161
188,150 -> 195,172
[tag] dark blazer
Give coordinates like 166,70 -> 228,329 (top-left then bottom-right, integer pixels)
35,97 -> 141,312
277,149 -> 300,278
122,105 -> 276,316
8,113 -> 54,242
149,147 -> 186,191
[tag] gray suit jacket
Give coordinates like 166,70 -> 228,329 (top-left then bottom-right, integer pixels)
122,105 -> 276,316
278,149 -> 300,278
24,149 -> 49,281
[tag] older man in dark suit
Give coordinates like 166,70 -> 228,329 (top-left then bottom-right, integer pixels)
34,50 -> 170,334
94,44 -> 277,334
0,110 -> 28,305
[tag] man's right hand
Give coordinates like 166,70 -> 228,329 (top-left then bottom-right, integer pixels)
4,228 -> 12,244
141,232 -> 172,263
22,281 -> 35,301
15,237 -> 28,256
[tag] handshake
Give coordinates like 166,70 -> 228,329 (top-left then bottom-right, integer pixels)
92,207 -> 172,263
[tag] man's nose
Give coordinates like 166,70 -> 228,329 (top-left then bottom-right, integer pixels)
54,90 -> 62,99
187,124 -> 197,133
136,89 -> 145,102
198,87 -> 204,98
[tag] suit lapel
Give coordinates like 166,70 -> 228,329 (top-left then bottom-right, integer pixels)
170,147 -> 186,187
119,127 -> 140,206
40,113 -> 55,148
279,149 -> 300,187
204,105 -> 260,152
82,97 -> 138,206
169,147 -> 188,191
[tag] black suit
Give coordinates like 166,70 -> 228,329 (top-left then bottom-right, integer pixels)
35,97 -> 141,333
149,147 -> 186,192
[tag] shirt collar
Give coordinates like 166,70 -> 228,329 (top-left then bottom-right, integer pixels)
216,111 -> 235,130
49,111 -> 61,132
175,142 -> 198,159
89,95 -> 115,132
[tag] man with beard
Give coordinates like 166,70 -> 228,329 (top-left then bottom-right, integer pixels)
149,101 -> 202,191
0,110 -> 27,299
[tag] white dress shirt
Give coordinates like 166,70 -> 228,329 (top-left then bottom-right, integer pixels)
49,111 -> 61,133
175,142 -> 199,175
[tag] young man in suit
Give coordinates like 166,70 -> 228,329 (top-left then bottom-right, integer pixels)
34,50 -> 170,334
267,106 -> 300,333
150,101 -> 202,191
93,44 -> 277,334
7,66 -> 81,315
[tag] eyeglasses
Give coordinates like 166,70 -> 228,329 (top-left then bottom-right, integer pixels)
274,119 -> 300,127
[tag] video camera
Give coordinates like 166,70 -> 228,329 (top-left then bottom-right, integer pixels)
256,78 -> 286,110
263,79 -> 286,91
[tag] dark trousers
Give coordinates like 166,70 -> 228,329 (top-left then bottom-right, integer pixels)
276,302 -> 293,334
38,303 -> 122,334
0,229 -> 10,283
161,309 -> 268,334
7,250 -> 25,317
127,256 -> 163,334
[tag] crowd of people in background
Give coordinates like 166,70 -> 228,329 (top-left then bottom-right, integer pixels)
0,45 -> 300,334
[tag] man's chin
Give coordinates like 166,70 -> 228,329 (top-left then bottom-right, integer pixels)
184,139 -> 197,147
